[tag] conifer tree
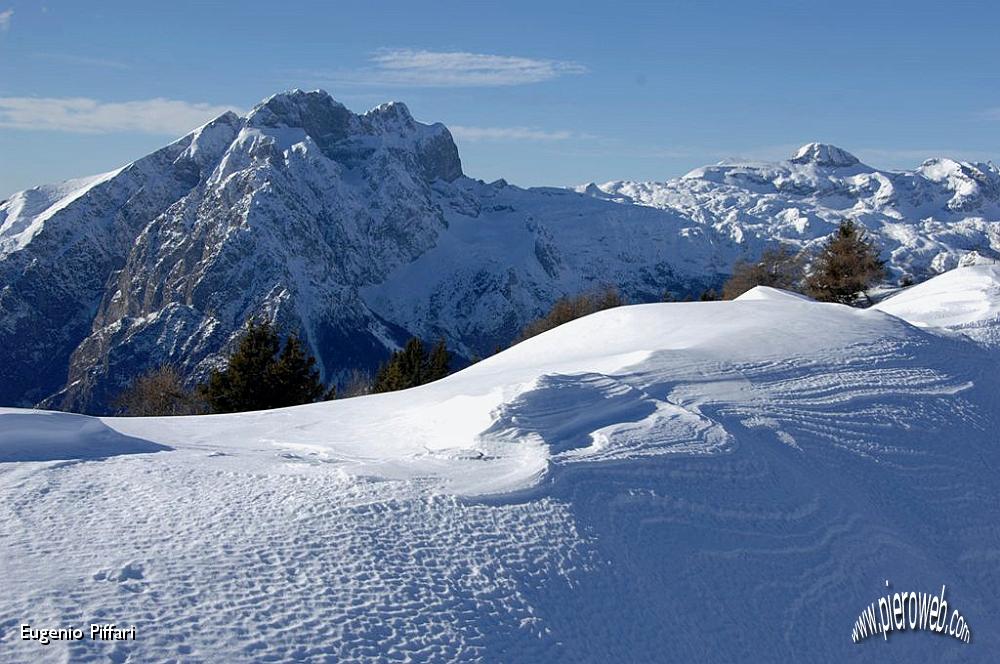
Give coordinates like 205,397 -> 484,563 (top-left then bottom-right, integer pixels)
202,320 -> 280,412
396,338 -> 426,388
268,335 -> 325,407
805,220 -> 886,305
427,339 -> 451,382
372,337 -> 452,393
201,320 -> 325,412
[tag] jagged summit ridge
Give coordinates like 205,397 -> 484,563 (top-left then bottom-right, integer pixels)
0,89 -> 471,410
239,88 -> 462,182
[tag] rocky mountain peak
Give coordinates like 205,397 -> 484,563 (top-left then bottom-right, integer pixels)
789,142 -> 860,167
239,89 -> 461,181
246,89 -> 353,145
366,101 -> 414,123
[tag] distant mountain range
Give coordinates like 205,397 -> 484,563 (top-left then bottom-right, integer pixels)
2,89 -> 998,413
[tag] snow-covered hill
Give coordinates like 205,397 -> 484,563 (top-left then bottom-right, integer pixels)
1,265 -> 998,661
874,257 -> 1000,347
3,89 -> 999,414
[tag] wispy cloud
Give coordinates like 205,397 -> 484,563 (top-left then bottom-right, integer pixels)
0,8 -> 13,32
0,96 -> 241,135
34,52 -> 132,70
450,125 -> 578,142
310,48 -> 587,87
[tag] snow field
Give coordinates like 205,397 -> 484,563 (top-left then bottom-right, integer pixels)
1,265 -> 999,661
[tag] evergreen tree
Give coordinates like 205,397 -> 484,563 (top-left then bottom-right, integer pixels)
269,335 -> 325,407
805,220 -> 886,305
373,338 -> 422,393
200,320 -> 325,412
372,337 -> 452,393
427,339 -> 451,382
400,338 -> 427,387
202,320 -> 279,412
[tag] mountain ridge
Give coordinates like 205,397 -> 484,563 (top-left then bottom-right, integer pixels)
578,143 -> 1000,277
2,89 -> 998,413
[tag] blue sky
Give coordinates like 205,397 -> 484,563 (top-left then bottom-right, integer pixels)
2,0 -> 999,198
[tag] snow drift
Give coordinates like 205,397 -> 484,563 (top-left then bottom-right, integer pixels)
0,410 -> 170,463
1,265 -> 999,662
875,259 -> 1000,347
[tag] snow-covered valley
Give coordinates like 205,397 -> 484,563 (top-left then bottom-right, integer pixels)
2,263 -> 998,662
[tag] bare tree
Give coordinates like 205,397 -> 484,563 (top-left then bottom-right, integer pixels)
114,365 -> 206,416
339,368 -> 374,398
516,286 -> 625,342
722,245 -> 805,300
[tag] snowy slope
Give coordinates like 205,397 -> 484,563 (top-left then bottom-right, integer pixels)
0,170 -> 124,256
874,260 -> 1000,347
2,268 -> 998,662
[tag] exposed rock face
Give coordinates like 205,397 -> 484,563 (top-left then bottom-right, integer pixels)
0,112 -> 243,408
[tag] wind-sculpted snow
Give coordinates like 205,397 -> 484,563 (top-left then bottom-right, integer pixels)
1,275 -> 998,661
483,372 -> 731,461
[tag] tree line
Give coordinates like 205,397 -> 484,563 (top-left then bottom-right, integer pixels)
116,218 -> 887,416
114,322 -> 452,416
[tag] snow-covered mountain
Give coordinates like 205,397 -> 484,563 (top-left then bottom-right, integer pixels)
0,90 -> 722,413
2,89 -> 999,413
577,141 -> 1000,277
2,264 -> 998,661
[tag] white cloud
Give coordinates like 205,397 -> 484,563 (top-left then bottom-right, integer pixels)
0,9 -> 13,32
449,125 -> 576,142
316,49 -> 587,87
0,96 -> 241,135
